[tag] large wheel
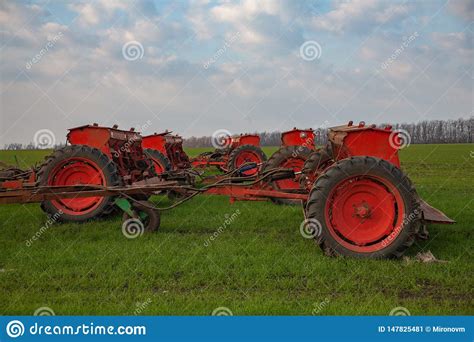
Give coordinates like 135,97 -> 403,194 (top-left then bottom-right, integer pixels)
263,145 -> 313,204
145,148 -> 180,199
306,156 -> 420,259
300,147 -> 333,191
226,144 -> 267,176
144,149 -> 172,174
38,145 -> 121,222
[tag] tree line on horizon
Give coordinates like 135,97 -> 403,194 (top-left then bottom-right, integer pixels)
182,117 -> 473,148
2,117 -> 473,150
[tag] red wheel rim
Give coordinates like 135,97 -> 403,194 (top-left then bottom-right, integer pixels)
274,157 -> 305,189
48,157 -> 106,215
234,151 -> 262,176
324,176 -> 405,253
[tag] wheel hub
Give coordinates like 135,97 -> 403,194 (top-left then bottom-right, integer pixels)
325,176 -> 404,251
353,201 -> 371,220
49,158 -> 106,214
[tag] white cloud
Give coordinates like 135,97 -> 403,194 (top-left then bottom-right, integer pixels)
313,0 -> 410,33
212,0 -> 279,23
70,3 -> 100,26
0,1 -> 472,145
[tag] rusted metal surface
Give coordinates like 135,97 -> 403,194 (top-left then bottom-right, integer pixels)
143,131 -> 191,170
0,175 -> 308,205
0,161 -> 37,188
419,200 -> 456,224
190,134 -> 263,171
0,179 -> 179,204
204,185 -> 307,201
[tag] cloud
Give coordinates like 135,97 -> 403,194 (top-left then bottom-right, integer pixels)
448,0 -> 474,21
0,0 -> 472,145
312,0 -> 411,33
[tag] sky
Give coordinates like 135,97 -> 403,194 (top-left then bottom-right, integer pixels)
0,0 -> 472,145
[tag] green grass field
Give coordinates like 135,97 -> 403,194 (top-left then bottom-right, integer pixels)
0,144 -> 473,315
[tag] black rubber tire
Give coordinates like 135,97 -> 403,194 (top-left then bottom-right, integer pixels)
144,149 -> 172,174
144,148 -> 180,199
122,200 -> 160,232
306,156 -> 420,259
300,147 -> 333,190
37,145 -> 121,222
263,145 -> 313,205
226,144 -> 267,174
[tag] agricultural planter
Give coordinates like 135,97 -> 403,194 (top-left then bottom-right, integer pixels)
191,134 -> 267,176
0,121 -> 454,259
142,131 -> 191,173
37,123 -> 156,222
263,127 -> 316,204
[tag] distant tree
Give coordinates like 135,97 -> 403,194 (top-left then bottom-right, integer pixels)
2,118 -> 472,150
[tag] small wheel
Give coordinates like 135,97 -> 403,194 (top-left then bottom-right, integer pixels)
122,200 -> 160,232
263,145 -> 313,204
226,144 -> 267,176
144,149 -> 172,174
306,156 -> 420,259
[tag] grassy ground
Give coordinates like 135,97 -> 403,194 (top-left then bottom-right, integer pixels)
0,144 -> 473,315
